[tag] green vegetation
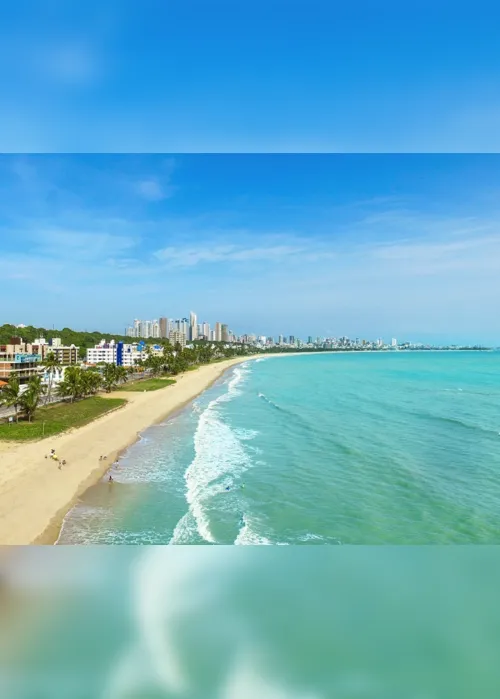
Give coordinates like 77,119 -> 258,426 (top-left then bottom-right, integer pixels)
42,351 -> 61,404
20,375 -> 45,422
0,396 -> 126,441
57,366 -> 104,403
137,340 -> 252,378
0,375 -> 46,423
0,376 -> 22,422
118,378 -> 176,392
101,364 -> 128,392
0,323 -> 133,360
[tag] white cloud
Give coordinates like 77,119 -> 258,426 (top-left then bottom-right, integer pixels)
154,244 -> 305,267
136,179 -> 169,201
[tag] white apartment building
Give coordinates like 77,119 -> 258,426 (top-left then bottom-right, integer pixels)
169,330 -> 186,348
86,345 -> 117,364
190,312 -> 198,341
86,339 -> 149,367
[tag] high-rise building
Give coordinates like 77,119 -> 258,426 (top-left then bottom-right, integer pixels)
289,335 -> 295,345
391,338 -> 397,347
159,317 -> 169,338
210,330 -> 216,341
190,311 -> 198,341
215,322 -> 222,342
139,320 -> 151,338
203,322 -> 210,339
221,324 -> 229,342
181,318 -> 189,339
152,320 -> 160,338
278,335 -> 284,345
307,336 -> 313,344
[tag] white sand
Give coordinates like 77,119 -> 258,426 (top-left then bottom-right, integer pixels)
0,357 -> 256,545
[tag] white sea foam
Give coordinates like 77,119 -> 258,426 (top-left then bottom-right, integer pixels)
171,365 -> 255,544
234,515 -> 273,545
298,533 -> 326,542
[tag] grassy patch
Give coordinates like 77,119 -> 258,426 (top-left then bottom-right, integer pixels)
118,378 -> 176,392
0,396 -> 127,441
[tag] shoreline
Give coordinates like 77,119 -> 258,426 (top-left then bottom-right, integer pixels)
0,355 -> 262,545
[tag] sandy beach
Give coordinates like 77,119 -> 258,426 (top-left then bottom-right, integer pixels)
0,356 -> 256,545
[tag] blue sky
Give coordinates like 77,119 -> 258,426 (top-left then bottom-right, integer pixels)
2,1 -> 500,151
2,154 -> 500,344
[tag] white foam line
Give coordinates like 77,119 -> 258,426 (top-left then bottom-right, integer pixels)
170,365 -> 255,544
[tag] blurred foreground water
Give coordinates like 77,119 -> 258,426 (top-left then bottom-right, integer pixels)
1,546 -> 499,698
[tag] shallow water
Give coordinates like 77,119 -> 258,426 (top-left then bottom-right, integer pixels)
58,352 -> 500,544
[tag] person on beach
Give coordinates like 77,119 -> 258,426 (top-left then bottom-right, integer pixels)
108,475 -> 113,482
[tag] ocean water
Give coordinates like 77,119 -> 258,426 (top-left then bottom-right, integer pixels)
5,547 -> 500,698
58,352 -> 500,545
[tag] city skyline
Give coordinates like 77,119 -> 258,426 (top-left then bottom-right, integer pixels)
2,154 -> 500,346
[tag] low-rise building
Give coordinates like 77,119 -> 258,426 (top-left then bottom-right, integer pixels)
86,339 -> 149,367
33,337 -> 79,365
0,337 -> 43,384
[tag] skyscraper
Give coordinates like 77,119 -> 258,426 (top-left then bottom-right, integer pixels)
159,317 -> 168,338
215,322 -> 222,342
140,320 -> 152,338
203,322 -> 210,339
190,311 -> 198,341
181,318 -> 189,338
221,324 -> 229,342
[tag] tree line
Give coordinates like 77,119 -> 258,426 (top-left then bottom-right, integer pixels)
0,341 -> 252,423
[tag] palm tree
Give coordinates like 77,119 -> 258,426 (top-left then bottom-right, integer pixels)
102,363 -> 120,392
80,369 -> 103,396
42,351 -> 61,405
0,376 -> 22,422
20,375 -> 45,422
57,366 -> 82,403
115,365 -> 128,385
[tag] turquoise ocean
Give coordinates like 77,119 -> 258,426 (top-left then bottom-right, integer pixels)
58,352 -> 500,545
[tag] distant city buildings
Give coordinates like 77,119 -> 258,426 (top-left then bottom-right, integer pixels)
190,311 -> 198,341
123,311 -> 411,354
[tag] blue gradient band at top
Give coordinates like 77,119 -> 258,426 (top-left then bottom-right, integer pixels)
1,0 -> 500,151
